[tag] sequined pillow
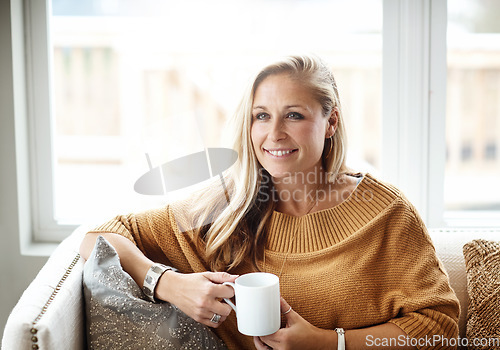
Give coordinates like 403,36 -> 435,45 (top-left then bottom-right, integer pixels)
83,235 -> 228,350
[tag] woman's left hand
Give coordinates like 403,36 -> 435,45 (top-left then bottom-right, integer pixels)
253,297 -> 335,350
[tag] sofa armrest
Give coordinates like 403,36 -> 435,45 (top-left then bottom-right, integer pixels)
2,226 -> 88,350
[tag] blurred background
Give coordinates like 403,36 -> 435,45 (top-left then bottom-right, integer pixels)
51,0 -> 383,223
49,0 -> 499,225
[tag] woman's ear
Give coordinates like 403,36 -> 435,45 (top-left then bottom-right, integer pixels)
326,107 -> 339,138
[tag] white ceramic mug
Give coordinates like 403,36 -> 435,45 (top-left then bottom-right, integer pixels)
223,272 -> 281,336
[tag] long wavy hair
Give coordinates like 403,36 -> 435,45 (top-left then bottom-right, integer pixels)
188,55 -> 348,272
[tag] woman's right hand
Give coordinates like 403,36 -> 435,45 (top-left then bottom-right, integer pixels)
156,271 -> 238,328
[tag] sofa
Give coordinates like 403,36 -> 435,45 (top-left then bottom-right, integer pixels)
2,226 -> 499,349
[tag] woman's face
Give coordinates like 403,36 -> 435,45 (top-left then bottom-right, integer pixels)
250,73 -> 334,180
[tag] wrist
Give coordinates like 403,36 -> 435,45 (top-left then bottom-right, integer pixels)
155,269 -> 178,303
315,328 -> 338,350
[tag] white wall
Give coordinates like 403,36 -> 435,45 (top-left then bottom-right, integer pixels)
0,0 -> 48,340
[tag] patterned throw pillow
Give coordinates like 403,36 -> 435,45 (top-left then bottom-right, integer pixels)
83,235 -> 228,350
462,239 -> 500,348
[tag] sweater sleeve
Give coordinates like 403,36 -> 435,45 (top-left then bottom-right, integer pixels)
386,200 -> 460,350
87,204 -> 208,273
89,213 -> 139,244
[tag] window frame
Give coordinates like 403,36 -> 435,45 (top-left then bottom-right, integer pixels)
382,0 -> 448,227
26,0 -> 79,245
10,0 -> 499,254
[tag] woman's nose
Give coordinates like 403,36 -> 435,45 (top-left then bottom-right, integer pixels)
268,120 -> 286,141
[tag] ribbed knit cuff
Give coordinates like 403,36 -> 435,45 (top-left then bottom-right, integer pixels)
389,309 -> 459,350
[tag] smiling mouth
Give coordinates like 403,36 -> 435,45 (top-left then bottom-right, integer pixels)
264,149 -> 298,157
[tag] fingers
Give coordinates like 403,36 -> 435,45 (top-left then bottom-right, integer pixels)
203,295 -> 235,328
253,336 -> 272,350
204,312 -> 228,328
201,272 -> 237,299
280,296 -> 297,326
203,271 -> 238,284
210,299 -> 233,318
194,303 -> 231,328
280,297 -> 291,314
213,284 -> 236,299
198,283 -> 235,328
188,273 -> 237,328
258,334 -> 281,350
162,272 -> 239,328
190,292 -> 234,325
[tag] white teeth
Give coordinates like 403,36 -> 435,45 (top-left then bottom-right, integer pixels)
267,149 -> 293,157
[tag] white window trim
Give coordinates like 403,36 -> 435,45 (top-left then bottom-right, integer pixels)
10,0 -> 498,255
427,0 -> 448,228
382,0 -> 447,227
25,0 -> 79,245
3,0 -> 64,257
6,0 -> 78,256
383,0 -> 500,229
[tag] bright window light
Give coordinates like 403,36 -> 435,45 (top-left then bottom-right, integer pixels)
50,0 -> 382,224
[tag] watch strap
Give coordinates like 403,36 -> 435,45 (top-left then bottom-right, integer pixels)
143,263 -> 177,302
335,328 -> 345,350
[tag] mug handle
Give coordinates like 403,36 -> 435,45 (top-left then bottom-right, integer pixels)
222,282 -> 237,312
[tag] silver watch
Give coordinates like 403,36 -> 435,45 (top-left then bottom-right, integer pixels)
143,263 -> 177,302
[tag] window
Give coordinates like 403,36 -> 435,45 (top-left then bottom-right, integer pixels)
445,0 -> 500,221
45,0 -> 383,240
17,0 -> 499,249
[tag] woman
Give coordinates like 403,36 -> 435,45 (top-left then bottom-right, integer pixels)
80,55 -> 459,349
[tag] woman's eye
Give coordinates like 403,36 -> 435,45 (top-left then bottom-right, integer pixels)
254,113 -> 269,120
287,112 -> 304,120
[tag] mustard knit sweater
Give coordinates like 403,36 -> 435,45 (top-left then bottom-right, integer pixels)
89,174 -> 460,350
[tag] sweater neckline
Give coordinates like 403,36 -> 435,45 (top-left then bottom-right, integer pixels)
265,173 -> 398,254
273,173 -> 365,219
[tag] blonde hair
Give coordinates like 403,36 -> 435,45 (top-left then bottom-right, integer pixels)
190,55 -> 348,272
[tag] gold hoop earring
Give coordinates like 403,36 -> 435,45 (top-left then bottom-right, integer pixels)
325,136 -> 333,159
